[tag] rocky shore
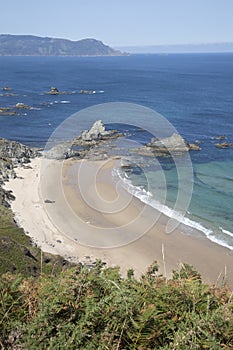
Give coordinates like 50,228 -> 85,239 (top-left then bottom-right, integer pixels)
1,120 -> 227,207
0,139 -> 39,207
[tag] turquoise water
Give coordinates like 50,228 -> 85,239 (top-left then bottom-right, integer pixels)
117,157 -> 233,249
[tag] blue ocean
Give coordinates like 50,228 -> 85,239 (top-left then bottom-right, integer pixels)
0,54 -> 232,248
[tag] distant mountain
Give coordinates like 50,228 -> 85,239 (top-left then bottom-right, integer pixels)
0,34 -> 123,56
116,43 -> 233,54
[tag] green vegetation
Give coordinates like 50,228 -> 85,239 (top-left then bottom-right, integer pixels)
0,170 -> 232,348
0,203 -> 71,277
0,262 -> 232,349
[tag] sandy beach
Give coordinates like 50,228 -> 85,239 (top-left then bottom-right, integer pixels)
4,156 -> 233,287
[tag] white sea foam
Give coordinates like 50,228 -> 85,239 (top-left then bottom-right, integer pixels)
220,227 -> 233,238
54,100 -> 70,104
205,234 -> 233,250
112,166 -> 233,250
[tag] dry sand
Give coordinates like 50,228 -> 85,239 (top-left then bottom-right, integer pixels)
4,156 -> 233,287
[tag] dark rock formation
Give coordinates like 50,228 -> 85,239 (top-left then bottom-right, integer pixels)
0,187 -> 15,207
212,135 -> 227,140
0,107 -> 17,116
0,139 -> 39,207
48,87 -> 59,95
188,143 -> 201,151
0,138 -> 39,184
0,104 -> 32,115
2,86 -> 11,91
215,142 -> 233,149
15,102 -> 31,109
45,87 -> 73,95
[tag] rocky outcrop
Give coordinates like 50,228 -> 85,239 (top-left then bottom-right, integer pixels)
48,87 -> 59,95
0,139 -> 40,207
0,139 -> 38,164
132,133 -> 189,157
188,143 -> 201,151
45,87 -> 73,95
149,133 -> 189,152
132,133 -> 202,157
45,142 -> 78,160
2,86 -> 11,91
0,138 -> 39,182
215,142 -> 233,149
46,121 -> 123,160
0,103 -> 32,115
0,107 -> 17,116
81,120 -> 112,142
212,135 -> 227,140
0,186 -> 15,207
15,102 -> 31,109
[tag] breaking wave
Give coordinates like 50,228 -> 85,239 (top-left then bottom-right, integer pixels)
112,166 -> 233,251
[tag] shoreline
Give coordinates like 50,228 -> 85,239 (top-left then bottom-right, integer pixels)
4,156 -> 233,287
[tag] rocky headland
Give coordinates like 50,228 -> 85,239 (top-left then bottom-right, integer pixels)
0,34 -> 124,56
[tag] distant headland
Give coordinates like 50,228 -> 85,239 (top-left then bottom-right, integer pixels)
0,34 -> 125,56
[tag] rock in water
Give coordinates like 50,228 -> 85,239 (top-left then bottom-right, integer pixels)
147,133 -> 189,153
15,103 -> 31,109
81,120 -> 110,141
132,133 -> 202,157
215,142 -> 233,149
132,133 -> 189,157
188,143 -> 201,151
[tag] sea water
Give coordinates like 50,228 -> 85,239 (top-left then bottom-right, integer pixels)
0,54 -> 232,248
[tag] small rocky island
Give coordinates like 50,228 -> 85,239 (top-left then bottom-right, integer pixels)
45,87 -> 73,95
132,133 -> 201,157
0,103 -> 32,116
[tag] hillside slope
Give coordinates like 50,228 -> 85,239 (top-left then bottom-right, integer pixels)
0,34 -> 123,56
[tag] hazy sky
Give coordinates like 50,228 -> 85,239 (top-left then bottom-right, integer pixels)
1,0 -> 233,46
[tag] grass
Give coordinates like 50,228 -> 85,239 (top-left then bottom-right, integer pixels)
0,203 -> 71,277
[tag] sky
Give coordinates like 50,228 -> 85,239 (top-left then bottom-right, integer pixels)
1,0 -> 233,47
